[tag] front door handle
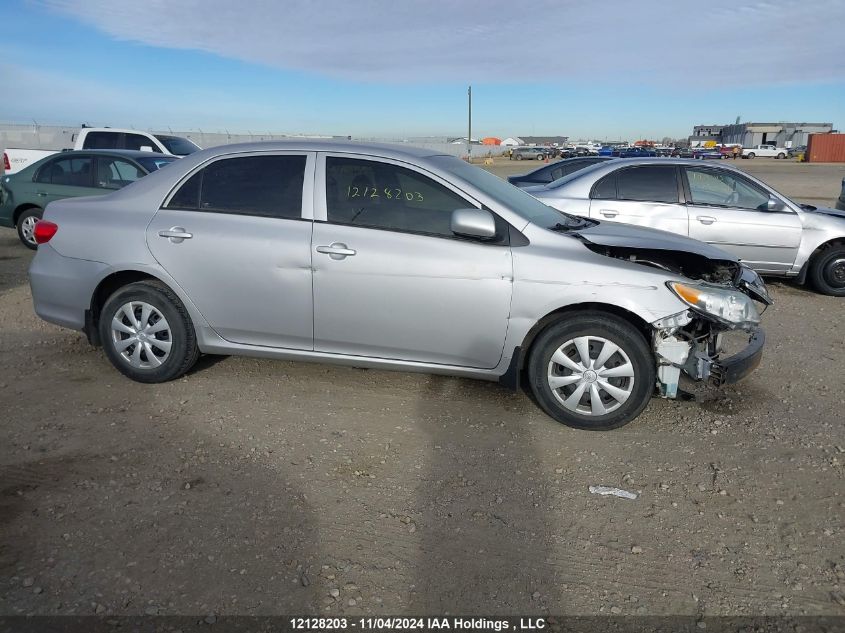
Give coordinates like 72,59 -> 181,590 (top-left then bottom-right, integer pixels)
36,191 -> 48,197
697,216 -> 717,225
316,242 -> 356,260
158,226 -> 193,243
599,209 -> 618,218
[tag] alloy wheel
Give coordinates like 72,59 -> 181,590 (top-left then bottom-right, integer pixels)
20,215 -> 38,246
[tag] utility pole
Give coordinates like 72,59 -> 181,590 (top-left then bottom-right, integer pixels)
467,85 -> 472,163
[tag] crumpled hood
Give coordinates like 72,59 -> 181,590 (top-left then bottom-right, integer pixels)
572,220 -> 740,263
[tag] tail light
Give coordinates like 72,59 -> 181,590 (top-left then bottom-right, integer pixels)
33,220 -> 58,244
2,152 -> 9,171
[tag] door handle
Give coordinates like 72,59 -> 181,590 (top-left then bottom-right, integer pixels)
599,209 -> 618,218
316,242 -> 356,260
697,216 -> 717,225
158,227 -> 193,243
36,191 -> 48,197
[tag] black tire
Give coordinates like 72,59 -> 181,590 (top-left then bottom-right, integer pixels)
527,312 -> 655,431
808,245 -> 845,296
99,280 -> 200,383
537,154 -> 545,161
516,154 -> 523,161
746,152 -> 755,159
777,153 -> 785,159
16,207 -> 42,250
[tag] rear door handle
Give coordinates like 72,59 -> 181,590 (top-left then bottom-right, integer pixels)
697,216 -> 717,225
599,209 -> 618,218
316,242 -> 356,260
158,226 -> 193,243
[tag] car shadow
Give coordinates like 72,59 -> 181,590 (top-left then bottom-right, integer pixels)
408,374 -> 562,613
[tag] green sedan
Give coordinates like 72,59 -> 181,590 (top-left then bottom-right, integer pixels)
0,150 -> 177,248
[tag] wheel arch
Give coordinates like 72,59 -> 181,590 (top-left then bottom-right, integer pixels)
13,203 -> 42,226
499,302 -> 653,389
86,268 -> 207,346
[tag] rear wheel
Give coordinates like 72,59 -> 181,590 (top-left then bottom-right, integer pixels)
527,312 -> 655,430
16,207 -> 42,249
808,245 -> 845,296
516,154 -> 523,161
99,280 -> 200,383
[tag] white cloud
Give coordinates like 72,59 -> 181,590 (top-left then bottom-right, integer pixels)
40,0 -> 845,85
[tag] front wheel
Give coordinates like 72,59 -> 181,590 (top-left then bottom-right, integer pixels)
527,312 -> 655,430
808,246 -> 845,296
746,152 -> 755,159
777,153 -> 785,159
99,280 -> 200,383
17,207 -> 42,249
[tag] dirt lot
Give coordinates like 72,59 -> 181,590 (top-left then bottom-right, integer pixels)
1,161 -> 844,618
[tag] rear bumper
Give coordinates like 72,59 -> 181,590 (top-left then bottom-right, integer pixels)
710,328 -> 765,386
29,244 -> 106,331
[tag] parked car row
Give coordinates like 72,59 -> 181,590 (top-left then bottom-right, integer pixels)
509,146 -> 598,161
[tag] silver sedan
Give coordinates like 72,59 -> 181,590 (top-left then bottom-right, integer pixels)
527,158 -> 845,295
29,141 -> 768,430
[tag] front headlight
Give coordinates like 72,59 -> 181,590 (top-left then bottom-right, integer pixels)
667,281 -> 760,328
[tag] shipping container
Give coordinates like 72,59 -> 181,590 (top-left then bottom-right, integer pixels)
806,133 -> 845,162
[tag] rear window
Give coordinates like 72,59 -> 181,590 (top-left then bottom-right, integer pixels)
136,156 -> 177,172
155,135 -> 200,156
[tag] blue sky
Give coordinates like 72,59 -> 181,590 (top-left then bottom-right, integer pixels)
1,0 -> 844,140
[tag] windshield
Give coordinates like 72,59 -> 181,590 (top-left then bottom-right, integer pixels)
432,155 -> 587,228
154,135 -> 201,156
136,156 -> 178,172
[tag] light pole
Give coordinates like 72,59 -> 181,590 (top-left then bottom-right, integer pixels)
467,85 -> 472,162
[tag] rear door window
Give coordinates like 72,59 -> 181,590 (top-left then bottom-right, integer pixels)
590,173 -> 617,199
165,155 -> 306,219
36,156 -> 94,187
616,166 -> 679,204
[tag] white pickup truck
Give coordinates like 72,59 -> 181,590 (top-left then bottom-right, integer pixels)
742,144 -> 788,159
1,127 -> 200,175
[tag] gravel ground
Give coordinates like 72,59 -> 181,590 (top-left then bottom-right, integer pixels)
0,162 -> 844,618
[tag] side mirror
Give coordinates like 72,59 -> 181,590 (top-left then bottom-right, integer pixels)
451,208 -> 496,239
139,145 -> 154,152
766,196 -> 786,212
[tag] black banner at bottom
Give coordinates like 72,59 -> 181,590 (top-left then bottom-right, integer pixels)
1,616 -> 844,633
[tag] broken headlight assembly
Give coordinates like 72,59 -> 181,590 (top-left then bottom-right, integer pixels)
667,281 -> 760,330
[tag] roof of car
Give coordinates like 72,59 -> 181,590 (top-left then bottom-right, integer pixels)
56,149 -> 180,159
190,139 -> 447,160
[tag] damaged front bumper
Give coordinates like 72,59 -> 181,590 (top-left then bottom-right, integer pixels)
710,328 -> 765,386
651,311 -> 765,398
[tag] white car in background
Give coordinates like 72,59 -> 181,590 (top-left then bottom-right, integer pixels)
742,145 -> 788,159
2,127 -> 200,175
